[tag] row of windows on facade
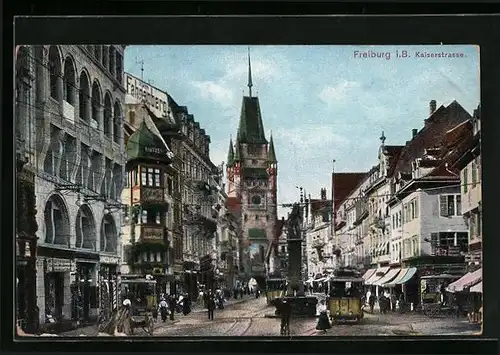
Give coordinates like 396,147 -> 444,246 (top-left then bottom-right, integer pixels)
182,154 -> 211,181
125,208 -> 173,226
134,251 -> 166,264
47,46 -> 123,144
391,194 -> 461,231
44,199 -> 117,253
243,214 -> 270,222
83,45 -> 124,84
44,138 -> 123,199
181,124 -> 210,157
125,166 -> 174,192
463,158 -> 480,193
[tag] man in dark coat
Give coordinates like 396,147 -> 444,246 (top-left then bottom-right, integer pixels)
207,292 -> 215,320
277,299 -> 292,336
168,295 -> 176,321
182,293 -> 191,316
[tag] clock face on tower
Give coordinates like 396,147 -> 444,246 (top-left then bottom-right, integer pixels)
251,195 -> 262,205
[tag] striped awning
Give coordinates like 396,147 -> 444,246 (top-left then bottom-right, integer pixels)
394,267 -> 417,285
385,268 -> 409,287
365,267 -> 389,285
373,268 -> 401,286
446,268 -> 482,293
362,268 -> 377,280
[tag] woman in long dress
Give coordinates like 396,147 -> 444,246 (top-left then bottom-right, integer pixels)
316,299 -> 332,332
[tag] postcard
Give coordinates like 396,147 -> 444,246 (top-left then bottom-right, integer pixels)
15,44 -> 481,338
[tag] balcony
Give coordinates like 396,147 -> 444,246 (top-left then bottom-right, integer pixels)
135,225 -> 165,244
132,186 -> 165,204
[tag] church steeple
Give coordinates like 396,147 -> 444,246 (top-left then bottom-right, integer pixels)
268,133 -> 277,163
227,136 -> 235,167
248,46 -> 253,98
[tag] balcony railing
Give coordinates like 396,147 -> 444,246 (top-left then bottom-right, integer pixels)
137,187 -> 165,203
136,225 -> 164,243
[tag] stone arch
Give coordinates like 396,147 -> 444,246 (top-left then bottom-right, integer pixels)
75,204 -> 97,250
43,193 -> 70,246
78,69 -> 91,122
63,55 -> 77,105
103,91 -> 113,138
48,45 -> 63,102
113,101 -> 122,144
91,79 -> 102,125
100,213 -> 117,253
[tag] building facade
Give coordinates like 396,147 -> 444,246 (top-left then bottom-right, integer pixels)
121,99 -> 176,295
20,45 -> 127,329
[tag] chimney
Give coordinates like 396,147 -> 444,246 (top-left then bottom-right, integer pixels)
412,129 -> 418,138
429,100 -> 437,115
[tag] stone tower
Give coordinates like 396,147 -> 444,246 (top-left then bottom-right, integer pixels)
226,48 -> 277,284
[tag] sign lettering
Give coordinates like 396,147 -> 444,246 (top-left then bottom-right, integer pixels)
144,147 -> 164,154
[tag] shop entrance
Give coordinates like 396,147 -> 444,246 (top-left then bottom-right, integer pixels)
45,272 -> 64,320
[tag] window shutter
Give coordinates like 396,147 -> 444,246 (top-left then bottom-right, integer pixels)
456,195 -> 461,215
415,199 -> 419,218
439,195 -> 448,216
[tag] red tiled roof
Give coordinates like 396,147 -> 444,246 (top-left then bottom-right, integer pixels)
392,101 -> 471,177
331,173 -> 367,210
309,199 -> 330,213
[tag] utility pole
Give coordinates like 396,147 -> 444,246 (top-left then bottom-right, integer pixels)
331,159 -> 338,269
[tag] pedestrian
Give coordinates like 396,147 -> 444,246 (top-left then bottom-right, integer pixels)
168,295 -> 176,321
369,293 -> 376,313
207,292 -> 215,320
316,300 -> 331,333
158,297 -> 168,322
182,294 -> 190,316
278,299 -> 292,336
390,293 -> 397,312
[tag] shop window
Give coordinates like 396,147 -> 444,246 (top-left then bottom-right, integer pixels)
100,214 -> 117,253
75,205 -> 97,249
44,195 -> 70,245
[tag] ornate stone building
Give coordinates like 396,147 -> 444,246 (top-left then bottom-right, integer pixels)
17,45 -> 126,331
226,51 -> 278,287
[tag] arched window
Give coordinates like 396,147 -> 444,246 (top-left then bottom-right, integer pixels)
78,71 -> 91,122
108,46 -> 116,77
102,46 -> 109,69
75,205 -> 97,250
44,194 -> 70,245
48,46 -> 62,101
100,214 -> 117,253
63,57 -> 76,105
113,101 -> 122,144
43,136 -> 63,176
94,45 -> 102,62
103,93 -> 113,138
91,80 -> 102,127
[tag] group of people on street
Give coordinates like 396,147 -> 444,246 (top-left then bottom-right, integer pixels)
155,293 -> 192,322
365,290 -> 406,314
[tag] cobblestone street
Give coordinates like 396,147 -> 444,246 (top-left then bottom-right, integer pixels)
148,296 -> 480,337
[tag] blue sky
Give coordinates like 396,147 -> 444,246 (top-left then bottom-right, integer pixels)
124,45 -> 480,218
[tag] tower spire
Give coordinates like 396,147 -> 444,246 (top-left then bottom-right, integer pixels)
247,46 -> 253,97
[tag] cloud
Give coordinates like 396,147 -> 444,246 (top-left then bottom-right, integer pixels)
319,80 -> 361,104
191,80 -> 235,108
190,51 -> 283,109
275,124 -> 349,152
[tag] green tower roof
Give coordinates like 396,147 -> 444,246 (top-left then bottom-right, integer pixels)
237,97 -> 268,144
227,137 -> 235,167
268,134 -> 277,163
234,135 -> 241,162
126,120 -> 172,164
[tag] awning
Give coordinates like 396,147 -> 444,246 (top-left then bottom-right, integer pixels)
446,268 -> 482,293
385,268 -> 409,287
394,267 -> 417,285
373,268 -> 401,286
365,266 -> 389,285
362,268 -> 376,280
470,281 -> 482,293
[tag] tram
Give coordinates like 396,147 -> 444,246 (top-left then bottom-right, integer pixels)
326,268 -> 364,323
265,278 -> 286,306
